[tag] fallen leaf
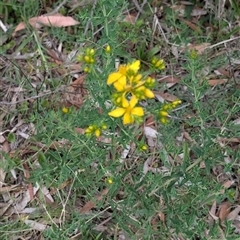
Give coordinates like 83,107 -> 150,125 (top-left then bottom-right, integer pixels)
14,185 -> 39,212
24,219 -> 48,231
218,201 -> 231,222
144,126 -> 158,138
80,188 -> 109,214
13,14 -> 79,35
0,200 -> 14,217
222,180 -> 234,189
74,127 -> 85,135
233,118 -> 240,125
172,5 -> 207,17
0,135 -> 5,143
122,13 -> 137,24
154,91 -> 179,102
227,206 -> 240,221
215,68 -> 232,78
209,200 -> 218,224
0,185 -> 21,193
178,17 -> 198,31
63,75 -> 87,108
158,76 -> 180,88
187,43 -> 211,54
208,79 -> 228,86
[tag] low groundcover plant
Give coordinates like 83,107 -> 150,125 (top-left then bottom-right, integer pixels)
76,53 -> 182,135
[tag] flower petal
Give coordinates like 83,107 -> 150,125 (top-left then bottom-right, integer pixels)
118,65 -> 127,75
113,78 -> 126,92
128,60 -> 140,72
107,72 -> 122,85
123,112 -> 133,125
108,108 -> 125,117
131,107 -> 144,116
121,96 -> 129,108
129,95 -> 138,108
144,88 -> 155,98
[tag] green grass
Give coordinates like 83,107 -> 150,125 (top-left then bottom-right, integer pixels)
0,0 -> 240,239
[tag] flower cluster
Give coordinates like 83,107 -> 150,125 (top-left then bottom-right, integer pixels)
76,48 -> 95,73
107,60 -> 155,125
78,47 -> 180,138
151,57 -> 165,71
85,123 -> 107,138
159,100 -> 182,124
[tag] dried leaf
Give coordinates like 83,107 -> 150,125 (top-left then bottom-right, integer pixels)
24,219 -> 48,231
218,201 -> 231,222
80,188 -> 109,214
0,185 -> 20,193
208,79 -> 228,86
40,186 -> 54,203
209,200 -> 219,224
227,206 -> 240,221
144,126 -> 158,139
120,145 -> 130,160
172,5 -> 207,17
154,91 -> 179,102
178,17 -> 198,31
63,75 -> 87,108
122,13 -> 137,24
75,127 -> 85,135
0,135 -> 5,143
13,14 -> 79,35
187,43 -> 210,54
14,185 -> 39,212
0,200 -> 14,217
158,75 -> 180,84
222,180 -> 234,189
215,68 -> 231,78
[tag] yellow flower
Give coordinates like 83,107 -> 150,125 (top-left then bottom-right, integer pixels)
159,110 -> 169,124
144,77 -> 155,88
84,66 -> 90,73
112,75 -> 154,102
86,48 -> 95,56
62,107 -> 69,114
107,60 -> 140,85
105,45 -> 111,53
159,110 -> 169,117
85,124 -> 107,138
95,129 -> 101,137
111,92 -> 124,106
108,96 -> 144,125
189,49 -> 198,59
106,177 -> 113,184
77,48 -> 95,65
160,117 -> 169,124
155,59 -> 165,70
151,57 -> 165,70
140,144 -> 148,151
172,99 -> 182,107
134,86 -> 154,99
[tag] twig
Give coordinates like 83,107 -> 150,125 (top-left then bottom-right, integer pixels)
84,0 -> 98,37
0,20 -> 8,32
146,4 -> 179,47
0,88 -> 64,105
136,0 -> 148,19
43,0 -> 69,16
206,36 -> 240,49
132,0 -> 145,14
